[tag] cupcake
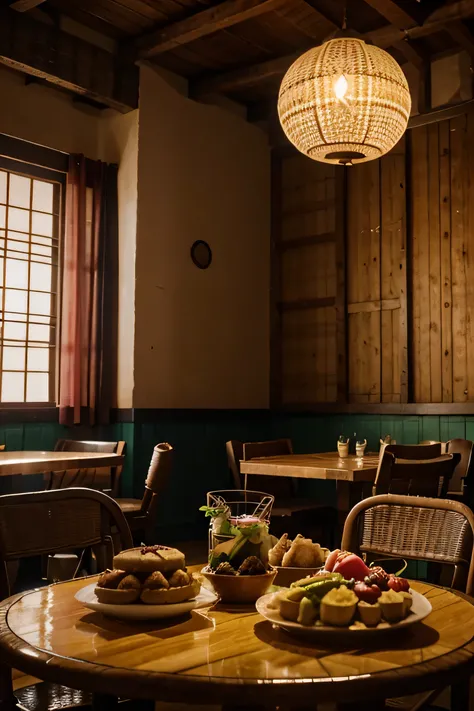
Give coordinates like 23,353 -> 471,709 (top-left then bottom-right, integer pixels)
379,589 -> 404,622
358,601 -> 382,627
279,587 -> 306,622
320,585 -> 357,626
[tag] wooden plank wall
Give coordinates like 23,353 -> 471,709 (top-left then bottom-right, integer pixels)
273,110 -> 474,406
411,114 -> 474,403
277,153 -> 338,405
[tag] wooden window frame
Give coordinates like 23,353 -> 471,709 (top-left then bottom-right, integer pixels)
0,134 -> 66,412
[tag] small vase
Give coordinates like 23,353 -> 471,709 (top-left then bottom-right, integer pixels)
356,439 -> 367,458
337,441 -> 349,458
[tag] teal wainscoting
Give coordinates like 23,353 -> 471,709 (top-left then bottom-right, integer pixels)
3,412 -> 474,543
133,411 -> 272,542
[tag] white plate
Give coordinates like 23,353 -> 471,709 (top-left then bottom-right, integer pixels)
75,583 -> 217,621
256,588 -> 432,637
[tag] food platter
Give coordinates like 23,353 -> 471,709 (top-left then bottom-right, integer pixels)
256,588 -> 432,637
75,583 -> 217,621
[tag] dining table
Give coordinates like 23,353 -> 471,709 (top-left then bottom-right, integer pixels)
1,571 -> 474,710
0,451 -> 124,477
240,451 -> 380,525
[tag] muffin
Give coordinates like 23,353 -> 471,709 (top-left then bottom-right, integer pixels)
320,585 -> 358,626
358,601 -> 382,627
379,589 -> 405,622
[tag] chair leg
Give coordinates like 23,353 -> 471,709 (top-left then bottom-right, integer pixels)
451,679 -> 470,711
0,664 -> 16,711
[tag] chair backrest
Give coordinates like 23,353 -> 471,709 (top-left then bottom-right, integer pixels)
242,439 -> 295,499
445,438 -> 474,497
0,488 -> 133,599
383,443 -> 442,460
341,494 -> 474,595
140,443 -> 174,519
226,440 -> 243,489
374,452 -> 459,497
47,440 -> 126,495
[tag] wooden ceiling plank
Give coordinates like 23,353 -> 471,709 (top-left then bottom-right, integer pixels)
136,0 -> 289,57
0,6 -> 138,112
362,0 -> 419,29
9,0 -> 46,11
192,0 -> 474,96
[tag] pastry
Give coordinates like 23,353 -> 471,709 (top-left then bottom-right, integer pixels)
279,587 -> 306,622
320,585 -> 358,626
113,546 -> 185,574
268,533 -> 289,566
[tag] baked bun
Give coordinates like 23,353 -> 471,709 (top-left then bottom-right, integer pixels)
113,546 -> 185,574
95,587 -> 140,604
140,577 -> 201,605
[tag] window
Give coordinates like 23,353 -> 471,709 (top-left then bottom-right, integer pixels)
0,159 -> 63,405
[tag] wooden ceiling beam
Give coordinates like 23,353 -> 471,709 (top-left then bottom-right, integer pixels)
393,39 -> 426,68
9,0 -> 46,10
136,0 -> 289,58
0,6 -> 138,112
362,0 -> 420,29
446,20 -> 474,58
192,0 -> 474,96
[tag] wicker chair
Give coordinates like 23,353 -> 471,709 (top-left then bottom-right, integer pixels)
374,451 -> 459,497
341,494 -> 474,711
0,489 -> 133,711
115,443 -> 173,544
44,440 -> 126,495
0,487 -> 132,600
445,438 -> 474,500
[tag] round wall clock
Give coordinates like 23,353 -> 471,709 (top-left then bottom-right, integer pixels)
191,240 -> 212,269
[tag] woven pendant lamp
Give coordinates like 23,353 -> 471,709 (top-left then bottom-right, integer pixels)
278,37 -> 411,165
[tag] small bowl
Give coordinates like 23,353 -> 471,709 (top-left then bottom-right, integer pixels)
274,566 -> 324,588
201,567 -> 277,603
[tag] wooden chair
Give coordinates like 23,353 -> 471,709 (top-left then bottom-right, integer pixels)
116,443 -> 173,544
445,438 -> 474,500
228,439 -> 337,541
342,494 -> 474,710
381,442 -> 442,460
0,489 -> 133,711
374,451 -> 459,497
44,440 -> 126,495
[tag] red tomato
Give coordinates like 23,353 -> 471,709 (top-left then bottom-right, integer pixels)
354,581 -> 381,604
333,553 -> 370,581
387,576 -> 410,593
324,548 -> 341,572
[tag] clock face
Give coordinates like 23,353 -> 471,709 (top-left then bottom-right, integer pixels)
191,240 -> 212,269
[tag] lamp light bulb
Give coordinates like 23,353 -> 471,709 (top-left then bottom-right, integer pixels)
334,74 -> 348,100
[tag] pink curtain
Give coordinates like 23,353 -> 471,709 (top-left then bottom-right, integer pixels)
59,155 -> 118,426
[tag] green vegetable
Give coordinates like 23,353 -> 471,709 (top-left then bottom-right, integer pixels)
199,506 -> 228,519
298,597 -> 318,626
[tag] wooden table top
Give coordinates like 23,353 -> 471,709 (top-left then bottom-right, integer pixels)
1,576 -> 474,705
0,451 -> 124,476
240,452 -> 380,483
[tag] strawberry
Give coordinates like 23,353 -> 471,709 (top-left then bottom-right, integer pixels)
354,581 -> 381,604
387,576 -> 410,593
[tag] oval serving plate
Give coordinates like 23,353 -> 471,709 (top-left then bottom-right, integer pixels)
75,582 -> 217,621
256,588 -> 432,637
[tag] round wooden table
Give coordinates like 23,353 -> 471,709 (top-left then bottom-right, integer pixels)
1,577 -> 474,709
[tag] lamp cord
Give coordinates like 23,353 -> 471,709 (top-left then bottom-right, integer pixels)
342,0 -> 347,30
